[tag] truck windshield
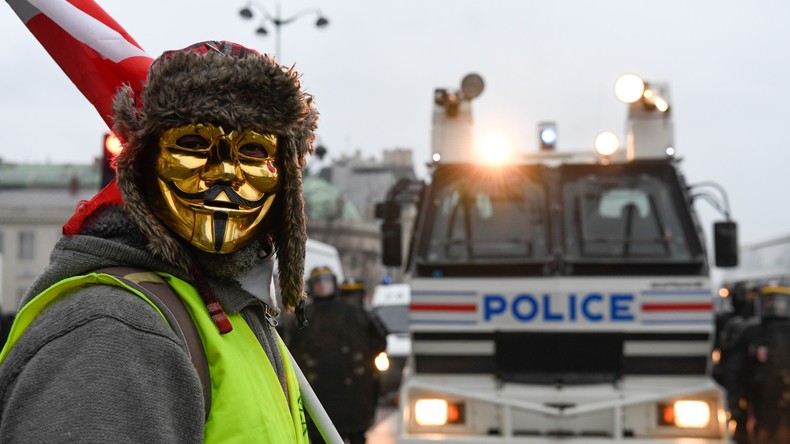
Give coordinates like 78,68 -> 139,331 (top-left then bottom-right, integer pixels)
420,167 -> 548,265
562,169 -> 693,262
413,163 -> 705,277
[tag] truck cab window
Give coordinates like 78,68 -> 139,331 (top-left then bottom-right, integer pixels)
562,171 -> 693,262
422,169 -> 548,264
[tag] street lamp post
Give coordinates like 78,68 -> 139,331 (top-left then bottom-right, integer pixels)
238,2 -> 329,60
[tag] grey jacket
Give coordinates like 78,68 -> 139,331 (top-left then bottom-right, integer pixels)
0,207 -> 287,443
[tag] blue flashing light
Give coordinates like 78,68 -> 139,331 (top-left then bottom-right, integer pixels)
540,127 -> 558,145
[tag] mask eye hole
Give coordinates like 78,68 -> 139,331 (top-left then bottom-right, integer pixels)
239,143 -> 269,159
176,135 -> 211,150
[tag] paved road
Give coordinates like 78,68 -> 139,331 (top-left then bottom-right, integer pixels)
367,406 -> 397,444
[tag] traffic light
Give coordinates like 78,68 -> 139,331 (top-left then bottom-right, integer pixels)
101,132 -> 122,188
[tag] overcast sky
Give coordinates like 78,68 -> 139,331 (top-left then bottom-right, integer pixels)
2,0 -> 790,248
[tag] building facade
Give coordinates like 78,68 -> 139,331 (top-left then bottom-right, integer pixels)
0,163 -> 99,312
308,148 -> 417,300
318,148 -> 416,221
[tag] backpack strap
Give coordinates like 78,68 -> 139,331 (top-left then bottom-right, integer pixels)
93,266 -> 211,419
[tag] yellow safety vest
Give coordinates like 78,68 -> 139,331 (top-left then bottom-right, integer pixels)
0,272 -> 308,443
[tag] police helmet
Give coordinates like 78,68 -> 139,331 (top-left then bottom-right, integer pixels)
755,286 -> 790,319
340,277 -> 365,293
307,266 -> 337,297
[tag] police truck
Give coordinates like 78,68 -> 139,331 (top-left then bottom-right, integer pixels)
376,73 -> 738,443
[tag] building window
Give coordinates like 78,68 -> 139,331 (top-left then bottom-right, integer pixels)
18,230 -> 35,260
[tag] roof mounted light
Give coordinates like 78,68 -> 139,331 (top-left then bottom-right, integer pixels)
616,73 -> 670,113
478,134 -> 511,164
460,73 -> 485,100
594,131 -> 619,156
615,73 -> 646,104
644,89 -> 670,113
538,121 -> 557,151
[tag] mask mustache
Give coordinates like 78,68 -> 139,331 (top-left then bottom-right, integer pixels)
166,182 -> 270,207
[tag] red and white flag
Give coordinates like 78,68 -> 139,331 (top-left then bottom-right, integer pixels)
7,0 -> 153,128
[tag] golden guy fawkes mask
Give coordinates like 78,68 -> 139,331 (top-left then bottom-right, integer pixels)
151,123 -> 280,253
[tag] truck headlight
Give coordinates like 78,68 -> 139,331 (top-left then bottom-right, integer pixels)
375,352 -> 390,372
414,399 -> 465,426
659,400 -> 711,428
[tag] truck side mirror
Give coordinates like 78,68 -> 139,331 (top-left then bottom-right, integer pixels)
381,222 -> 403,267
714,221 -> 738,268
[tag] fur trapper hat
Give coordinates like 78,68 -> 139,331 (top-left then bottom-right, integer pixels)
111,41 -> 317,311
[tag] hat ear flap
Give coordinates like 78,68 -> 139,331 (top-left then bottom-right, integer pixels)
111,84 -> 141,144
277,139 -> 308,312
276,98 -> 318,312
295,97 -> 318,166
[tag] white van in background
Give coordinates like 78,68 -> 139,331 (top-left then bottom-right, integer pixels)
270,238 -> 344,310
304,239 -> 344,283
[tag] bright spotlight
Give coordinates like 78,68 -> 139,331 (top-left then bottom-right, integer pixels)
615,73 -> 645,104
594,131 -> 619,156
432,153 -> 441,162
654,95 -> 669,112
478,135 -> 511,164
643,89 -> 670,112
665,146 -> 676,157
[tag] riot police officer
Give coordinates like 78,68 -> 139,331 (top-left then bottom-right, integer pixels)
726,286 -> 790,444
340,277 -> 367,308
714,283 -> 753,386
287,266 -> 387,444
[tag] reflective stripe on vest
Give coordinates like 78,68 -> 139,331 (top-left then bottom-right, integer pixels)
0,272 -> 308,443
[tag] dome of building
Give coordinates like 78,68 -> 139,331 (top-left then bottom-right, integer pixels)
302,175 -> 361,222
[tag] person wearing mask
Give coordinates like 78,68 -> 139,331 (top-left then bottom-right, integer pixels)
288,266 -> 387,444
0,39 -> 318,442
